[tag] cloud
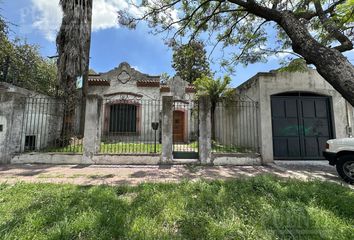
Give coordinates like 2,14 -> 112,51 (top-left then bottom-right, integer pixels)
31,0 -> 62,41
31,0 -> 141,41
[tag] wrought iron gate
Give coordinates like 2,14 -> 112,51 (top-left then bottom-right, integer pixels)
172,100 -> 199,159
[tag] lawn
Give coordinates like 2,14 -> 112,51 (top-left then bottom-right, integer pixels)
42,141 -> 257,154
44,142 -> 162,154
0,175 -> 353,239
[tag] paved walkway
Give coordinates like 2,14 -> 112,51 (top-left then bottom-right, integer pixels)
0,161 -> 352,188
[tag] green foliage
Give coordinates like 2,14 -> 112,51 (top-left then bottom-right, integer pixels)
194,75 -> 235,140
194,75 -> 234,105
172,41 -> 211,83
160,72 -> 170,84
0,176 -> 353,239
0,16 -> 58,96
277,58 -> 309,73
88,69 -> 97,75
120,0 -> 354,70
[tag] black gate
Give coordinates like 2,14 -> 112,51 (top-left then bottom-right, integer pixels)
172,100 -> 199,159
271,93 -> 334,160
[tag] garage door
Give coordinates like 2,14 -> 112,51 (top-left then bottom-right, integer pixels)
271,93 -> 333,160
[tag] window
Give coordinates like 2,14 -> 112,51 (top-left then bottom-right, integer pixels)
25,135 -> 36,151
109,104 -> 137,133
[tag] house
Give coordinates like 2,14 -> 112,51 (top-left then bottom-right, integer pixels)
235,68 -> 354,163
87,62 -> 197,144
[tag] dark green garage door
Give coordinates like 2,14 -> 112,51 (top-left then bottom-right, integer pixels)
271,93 -> 333,160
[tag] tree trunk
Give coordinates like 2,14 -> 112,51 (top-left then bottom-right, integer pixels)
80,0 -> 93,136
60,75 -> 77,146
278,12 -> 354,106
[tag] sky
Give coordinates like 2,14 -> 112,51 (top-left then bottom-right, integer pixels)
1,0 -> 353,87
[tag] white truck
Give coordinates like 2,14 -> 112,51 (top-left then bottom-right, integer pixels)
323,138 -> 354,184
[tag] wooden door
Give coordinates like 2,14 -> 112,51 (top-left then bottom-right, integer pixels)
173,111 -> 185,143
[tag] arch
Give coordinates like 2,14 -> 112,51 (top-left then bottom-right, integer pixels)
272,91 -> 330,97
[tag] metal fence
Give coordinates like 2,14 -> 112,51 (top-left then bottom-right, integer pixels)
100,98 -> 161,154
20,97 -> 83,153
213,100 -> 259,153
16,96 -> 259,157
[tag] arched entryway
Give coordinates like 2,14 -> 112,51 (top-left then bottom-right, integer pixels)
271,91 -> 334,160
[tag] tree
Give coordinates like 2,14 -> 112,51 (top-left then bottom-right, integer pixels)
56,0 -> 93,139
172,41 -> 211,83
119,0 -> 354,106
194,75 -> 234,140
0,15 -> 58,96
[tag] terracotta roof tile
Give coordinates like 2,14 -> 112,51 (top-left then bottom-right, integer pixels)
185,85 -> 196,93
88,76 -> 110,86
160,85 -> 170,92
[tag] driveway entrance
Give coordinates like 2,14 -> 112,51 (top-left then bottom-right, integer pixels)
271,92 -> 333,160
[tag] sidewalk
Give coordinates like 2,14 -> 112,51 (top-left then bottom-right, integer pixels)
0,161 -> 352,188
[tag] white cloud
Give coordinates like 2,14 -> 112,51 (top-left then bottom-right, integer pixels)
31,0 -> 141,41
31,0 -> 62,41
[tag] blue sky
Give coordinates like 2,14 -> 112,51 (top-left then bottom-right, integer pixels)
2,0 -> 353,87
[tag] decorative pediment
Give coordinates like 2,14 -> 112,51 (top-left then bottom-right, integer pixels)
117,70 -> 131,84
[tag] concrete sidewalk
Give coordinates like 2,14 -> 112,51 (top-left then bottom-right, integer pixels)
0,161 -> 352,188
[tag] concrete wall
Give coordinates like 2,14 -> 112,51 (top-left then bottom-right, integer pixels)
237,69 -> 353,163
0,82 -> 83,163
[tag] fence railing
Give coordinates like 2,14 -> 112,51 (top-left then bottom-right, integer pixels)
19,97 -> 83,153
100,99 -> 161,154
213,100 -> 259,153
16,96 -> 260,157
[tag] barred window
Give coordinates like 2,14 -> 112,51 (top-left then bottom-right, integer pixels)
109,104 -> 137,133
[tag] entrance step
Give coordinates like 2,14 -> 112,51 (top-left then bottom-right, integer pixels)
172,159 -> 199,164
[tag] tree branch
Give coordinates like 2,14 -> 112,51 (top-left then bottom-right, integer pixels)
295,0 -> 346,20
314,0 -> 353,52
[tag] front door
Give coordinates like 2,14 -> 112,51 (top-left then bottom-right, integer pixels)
271,94 -> 333,160
173,111 -> 185,142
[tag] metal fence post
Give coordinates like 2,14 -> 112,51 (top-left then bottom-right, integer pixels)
161,96 -> 173,163
83,95 -> 102,163
199,96 -> 212,164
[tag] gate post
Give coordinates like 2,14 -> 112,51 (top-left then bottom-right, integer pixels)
199,96 -> 212,164
0,92 -> 26,163
161,96 -> 173,163
82,95 -> 102,164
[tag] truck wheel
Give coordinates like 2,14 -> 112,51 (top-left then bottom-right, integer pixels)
336,155 -> 354,184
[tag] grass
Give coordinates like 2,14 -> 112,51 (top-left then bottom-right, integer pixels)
43,142 -> 162,154
0,175 -> 353,239
99,142 -> 162,154
38,141 -> 254,154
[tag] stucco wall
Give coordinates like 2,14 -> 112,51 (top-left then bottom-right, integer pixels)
237,69 -> 353,163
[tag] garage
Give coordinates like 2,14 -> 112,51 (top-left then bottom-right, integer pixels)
271,92 -> 334,160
